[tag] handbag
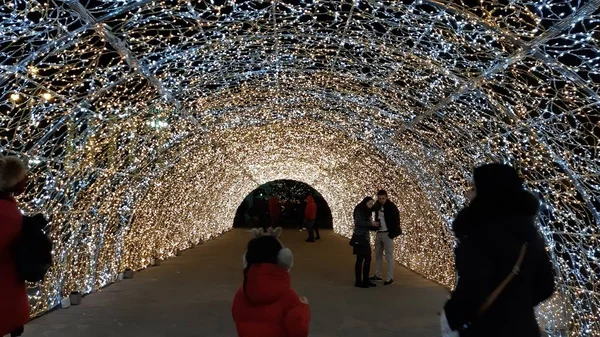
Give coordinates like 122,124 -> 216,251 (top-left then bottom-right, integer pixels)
349,233 -> 365,247
444,242 -> 528,335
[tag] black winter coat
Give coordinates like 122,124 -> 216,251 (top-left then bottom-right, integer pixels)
353,205 -> 374,236
444,192 -> 555,337
372,201 -> 401,238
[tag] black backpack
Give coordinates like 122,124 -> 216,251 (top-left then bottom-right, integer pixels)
14,214 -> 53,282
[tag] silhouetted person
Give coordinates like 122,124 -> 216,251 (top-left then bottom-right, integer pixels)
232,227 -> 310,337
304,195 -> 319,242
234,200 -> 249,227
293,202 -> 304,231
248,202 -> 259,228
370,189 -> 401,285
315,196 -> 333,229
443,163 -> 555,337
0,157 -> 29,337
250,197 -> 268,230
268,195 -> 281,229
351,197 -> 380,288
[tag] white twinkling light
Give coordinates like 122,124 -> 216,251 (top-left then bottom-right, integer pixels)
0,1 -> 598,336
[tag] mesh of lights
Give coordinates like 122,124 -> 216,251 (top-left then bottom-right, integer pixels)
0,0 -> 598,335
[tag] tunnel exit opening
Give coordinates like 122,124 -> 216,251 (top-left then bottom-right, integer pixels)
233,179 -> 333,230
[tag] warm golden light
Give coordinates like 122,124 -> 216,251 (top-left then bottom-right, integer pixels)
0,1 -> 597,335
10,93 -> 21,101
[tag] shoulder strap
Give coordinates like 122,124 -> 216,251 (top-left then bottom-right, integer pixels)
478,242 -> 528,316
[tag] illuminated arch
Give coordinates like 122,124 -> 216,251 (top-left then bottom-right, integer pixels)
1,1 -> 598,334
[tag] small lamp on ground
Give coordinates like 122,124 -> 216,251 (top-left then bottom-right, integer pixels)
123,268 -> 134,279
69,291 -> 82,305
61,297 -> 71,309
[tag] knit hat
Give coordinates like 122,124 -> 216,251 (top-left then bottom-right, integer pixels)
0,156 -> 27,192
243,227 -> 294,272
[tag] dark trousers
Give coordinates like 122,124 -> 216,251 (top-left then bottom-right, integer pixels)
355,252 -> 371,284
11,326 -> 24,337
270,216 -> 279,229
305,220 -> 319,241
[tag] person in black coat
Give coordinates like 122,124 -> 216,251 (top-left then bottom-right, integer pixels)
444,163 -> 555,337
351,197 -> 380,288
369,190 -> 402,285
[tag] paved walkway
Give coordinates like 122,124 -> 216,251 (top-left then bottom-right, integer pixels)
25,229 -> 449,337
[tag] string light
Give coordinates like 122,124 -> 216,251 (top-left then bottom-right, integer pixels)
0,1 -> 598,336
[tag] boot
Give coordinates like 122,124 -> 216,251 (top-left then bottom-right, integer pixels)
355,281 -> 369,288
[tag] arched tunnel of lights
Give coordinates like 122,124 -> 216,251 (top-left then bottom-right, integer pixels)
0,0 -> 599,335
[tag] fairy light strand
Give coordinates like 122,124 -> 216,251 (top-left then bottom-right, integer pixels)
0,1 -> 598,336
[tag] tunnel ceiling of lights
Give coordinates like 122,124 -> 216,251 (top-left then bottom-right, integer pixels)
1,0 -> 599,335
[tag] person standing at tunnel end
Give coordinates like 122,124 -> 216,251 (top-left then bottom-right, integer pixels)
0,156 -> 30,337
442,163 -> 555,337
370,190 -> 402,285
304,195 -> 320,242
232,227 -> 311,337
268,195 -> 281,230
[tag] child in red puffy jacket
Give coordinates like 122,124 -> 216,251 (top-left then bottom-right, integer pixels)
232,227 -> 310,337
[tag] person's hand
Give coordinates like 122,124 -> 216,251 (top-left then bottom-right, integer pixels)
371,222 -> 380,227
300,296 -> 309,305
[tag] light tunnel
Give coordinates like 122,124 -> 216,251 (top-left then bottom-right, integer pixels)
0,0 -> 599,336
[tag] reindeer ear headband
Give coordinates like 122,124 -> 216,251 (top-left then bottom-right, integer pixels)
242,227 -> 294,272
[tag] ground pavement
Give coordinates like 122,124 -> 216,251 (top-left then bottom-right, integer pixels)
24,229 -> 449,337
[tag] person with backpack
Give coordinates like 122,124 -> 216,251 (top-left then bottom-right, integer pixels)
0,156 -> 30,337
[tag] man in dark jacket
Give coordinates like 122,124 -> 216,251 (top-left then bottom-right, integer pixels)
369,190 -> 401,285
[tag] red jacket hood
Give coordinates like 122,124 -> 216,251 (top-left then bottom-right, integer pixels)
244,263 -> 291,304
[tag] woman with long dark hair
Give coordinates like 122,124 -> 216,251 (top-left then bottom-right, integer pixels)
443,163 -> 555,337
351,196 -> 380,288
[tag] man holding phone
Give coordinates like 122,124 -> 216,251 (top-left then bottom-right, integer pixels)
370,190 -> 402,285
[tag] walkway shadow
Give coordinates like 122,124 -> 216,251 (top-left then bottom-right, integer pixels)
25,229 -> 448,337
